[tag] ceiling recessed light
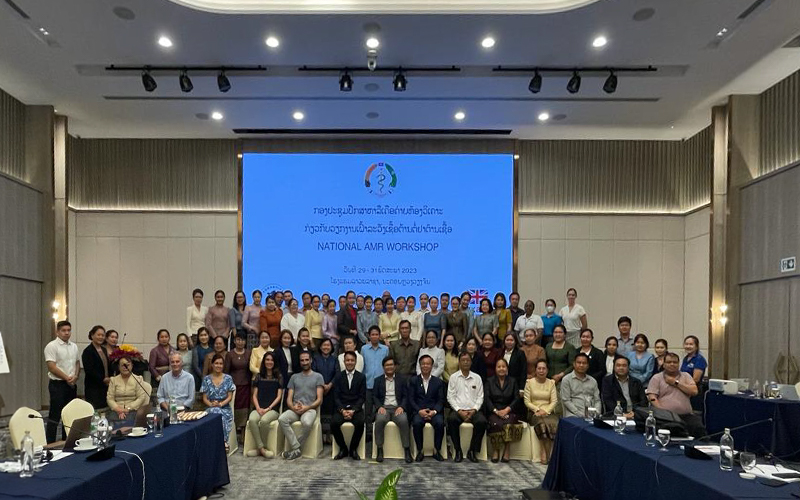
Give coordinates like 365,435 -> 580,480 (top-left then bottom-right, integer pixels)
592,35 -> 608,48
481,37 -> 495,48
454,111 -> 466,121
716,28 -> 728,37
113,6 -> 136,20
292,111 -> 305,121
538,112 -> 550,122
366,37 -> 380,49
632,7 -> 655,22
265,36 -> 280,48
211,111 -> 224,121
158,36 -> 173,48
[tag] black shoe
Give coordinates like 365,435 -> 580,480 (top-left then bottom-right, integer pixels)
491,455 -> 500,463
415,452 -> 424,462
404,448 -> 413,463
376,447 -> 384,463
467,451 -> 478,463
433,451 -> 444,462
454,449 -> 463,463
350,449 -> 360,461
334,449 -> 348,460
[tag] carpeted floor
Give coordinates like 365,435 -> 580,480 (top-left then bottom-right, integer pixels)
216,443 -> 547,499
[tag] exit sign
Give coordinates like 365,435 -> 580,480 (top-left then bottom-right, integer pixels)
781,257 -> 796,273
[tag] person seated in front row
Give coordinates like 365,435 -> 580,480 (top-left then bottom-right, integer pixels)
157,352 -> 196,412
201,353 -> 235,452
646,352 -> 706,437
559,353 -> 600,418
485,358 -> 525,463
408,354 -> 445,462
331,351 -> 367,460
247,351 -> 283,459
337,336 -> 364,372
524,359 -> 559,464
107,355 -> 150,419
601,355 -> 647,417
372,356 -> 413,463
278,351 -> 324,460
446,351 -> 487,463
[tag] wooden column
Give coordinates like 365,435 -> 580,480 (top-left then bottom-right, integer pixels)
709,104 -> 729,378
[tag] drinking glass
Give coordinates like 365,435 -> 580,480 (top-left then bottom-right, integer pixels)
740,452 -> 757,472
588,407 -> 599,420
656,429 -> 670,451
153,410 -> 164,438
32,447 -> 44,472
146,414 -> 155,433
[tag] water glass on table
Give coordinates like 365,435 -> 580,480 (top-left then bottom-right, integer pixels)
739,452 -> 756,473
153,410 -> 164,438
656,429 -> 670,451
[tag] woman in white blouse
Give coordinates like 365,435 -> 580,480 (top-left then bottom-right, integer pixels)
400,295 -> 423,342
279,298 -> 305,342
186,288 -> 208,338
416,330 -> 445,378
558,288 -> 587,347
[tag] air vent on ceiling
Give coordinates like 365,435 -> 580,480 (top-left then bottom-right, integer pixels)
233,128 -> 512,136
3,0 -> 30,18
738,0 -> 769,19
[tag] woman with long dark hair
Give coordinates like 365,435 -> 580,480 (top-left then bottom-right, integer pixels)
82,325 -> 110,409
246,351 -> 283,458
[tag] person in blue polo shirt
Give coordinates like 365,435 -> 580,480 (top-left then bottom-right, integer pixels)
540,299 -> 563,347
361,325 -> 389,435
680,335 -> 707,385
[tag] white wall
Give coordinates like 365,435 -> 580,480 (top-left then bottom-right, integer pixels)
518,210 -> 710,354
683,208 -> 711,346
68,211 -> 237,355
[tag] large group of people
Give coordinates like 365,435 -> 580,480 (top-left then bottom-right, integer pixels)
44,287 -> 709,463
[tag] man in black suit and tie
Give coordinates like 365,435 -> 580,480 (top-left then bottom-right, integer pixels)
331,351 -> 366,460
408,354 -> 445,462
337,290 -> 358,349
601,355 -> 647,416
372,356 -> 413,463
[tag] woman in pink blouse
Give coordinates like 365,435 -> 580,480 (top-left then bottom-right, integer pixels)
149,329 -> 175,387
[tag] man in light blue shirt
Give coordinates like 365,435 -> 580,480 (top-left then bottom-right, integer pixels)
616,316 -> 634,356
361,326 -> 389,434
157,353 -> 195,410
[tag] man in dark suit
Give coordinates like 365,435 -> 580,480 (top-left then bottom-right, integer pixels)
408,354 -> 445,462
372,356 -> 412,463
337,290 -> 358,349
331,351 -> 367,460
601,355 -> 647,417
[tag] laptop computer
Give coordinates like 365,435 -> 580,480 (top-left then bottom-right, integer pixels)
778,384 -> 800,401
61,415 -> 92,451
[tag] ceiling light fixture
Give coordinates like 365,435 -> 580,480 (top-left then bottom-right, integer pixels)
592,35 -> 607,48
217,71 -> 231,93
158,35 -> 173,48
603,70 -> 617,94
716,28 -> 728,37
481,37 -> 495,48
454,111 -> 466,121
293,111 -> 305,121
339,71 -> 353,92
211,111 -> 223,120
141,70 -> 157,92
366,37 -> 380,49
392,70 -> 407,92
538,112 -> 550,122
528,70 -> 542,94
265,36 -> 280,48
179,70 -> 193,93
566,71 -> 581,94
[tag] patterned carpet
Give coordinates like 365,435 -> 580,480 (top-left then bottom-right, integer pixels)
217,443 -> 548,499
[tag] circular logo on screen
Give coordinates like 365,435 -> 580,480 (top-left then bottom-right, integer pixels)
364,162 -> 397,197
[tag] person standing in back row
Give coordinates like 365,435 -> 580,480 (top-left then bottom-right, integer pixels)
559,288 -> 587,347
205,290 -> 231,343
44,321 -> 80,443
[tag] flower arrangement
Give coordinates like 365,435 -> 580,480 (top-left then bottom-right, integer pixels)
109,344 -> 144,362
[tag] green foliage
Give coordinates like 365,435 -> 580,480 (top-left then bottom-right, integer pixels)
353,468 -> 403,500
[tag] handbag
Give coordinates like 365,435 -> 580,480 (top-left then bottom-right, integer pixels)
633,406 -> 689,437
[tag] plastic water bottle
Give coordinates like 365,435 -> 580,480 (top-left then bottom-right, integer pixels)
645,411 -> 657,447
90,411 -> 100,445
19,431 -> 34,478
169,396 -> 178,424
97,414 -> 110,448
720,428 -> 734,471
613,401 -> 626,434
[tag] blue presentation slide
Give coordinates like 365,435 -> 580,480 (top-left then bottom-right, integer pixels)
242,153 -> 513,302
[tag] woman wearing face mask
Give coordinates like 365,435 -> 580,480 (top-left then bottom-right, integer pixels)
540,299 -> 563,348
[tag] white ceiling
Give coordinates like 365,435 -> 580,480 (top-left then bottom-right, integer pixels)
1,0 -> 799,140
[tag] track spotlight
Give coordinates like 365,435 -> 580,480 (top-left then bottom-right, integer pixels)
141,70 -> 157,92
566,71 -> 581,94
217,71 -> 231,93
393,71 -> 407,92
339,71 -> 353,92
179,70 -> 193,93
528,70 -> 542,94
603,71 -> 618,94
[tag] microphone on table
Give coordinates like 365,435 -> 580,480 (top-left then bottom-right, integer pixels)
683,417 -> 774,460
28,414 -> 114,461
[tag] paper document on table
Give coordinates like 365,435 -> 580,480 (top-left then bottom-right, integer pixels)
50,450 -> 73,462
602,420 -> 636,427
751,464 -> 800,483
0,332 -> 9,374
692,445 -> 721,455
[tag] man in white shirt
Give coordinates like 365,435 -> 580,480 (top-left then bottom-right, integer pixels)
157,352 -> 196,411
44,320 -> 80,443
338,336 -> 364,372
446,351 -> 486,463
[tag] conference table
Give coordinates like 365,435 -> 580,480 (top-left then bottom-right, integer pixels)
0,413 -> 230,500
705,392 -> 800,460
542,417 -> 799,500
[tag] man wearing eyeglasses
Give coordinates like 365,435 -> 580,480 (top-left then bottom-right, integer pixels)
646,352 -> 705,437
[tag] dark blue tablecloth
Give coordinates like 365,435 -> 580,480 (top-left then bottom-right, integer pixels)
542,417 -> 798,500
705,392 -> 800,460
0,413 -> 229,500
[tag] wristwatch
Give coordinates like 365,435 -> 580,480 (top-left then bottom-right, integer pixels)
674,379 -> 680,386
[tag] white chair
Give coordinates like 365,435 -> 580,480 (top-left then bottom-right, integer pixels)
530,424 -> 545,463
509,422 -> 533,461
283,410 -> 323,458
454,422 -> 488,461
9,407 -> 47,449
61,399 -> 94,430
243,404 -> 283,458
410,422 -> 447,458
371,421 -> 406,460
227,388 -> 238,455
331,422 -> 367,458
